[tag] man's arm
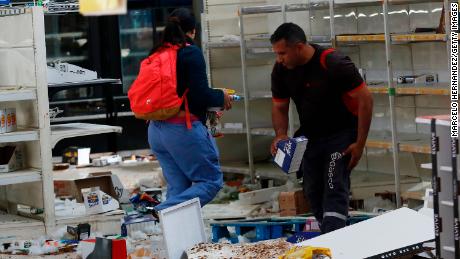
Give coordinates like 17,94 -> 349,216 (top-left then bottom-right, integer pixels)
271,99 -> 290,155
343,86 -> 373,169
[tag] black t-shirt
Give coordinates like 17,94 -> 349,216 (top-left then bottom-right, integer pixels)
271,44 -> 364,139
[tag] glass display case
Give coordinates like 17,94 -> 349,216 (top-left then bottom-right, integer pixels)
45,13 -> 98,115
119,9 -> 155,94
41,0 -> 193,152
45,14 -> 89,67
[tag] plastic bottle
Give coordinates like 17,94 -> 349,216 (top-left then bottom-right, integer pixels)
207,95 -> 243,111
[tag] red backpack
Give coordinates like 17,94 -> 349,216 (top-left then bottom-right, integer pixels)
128,44 -> 191,128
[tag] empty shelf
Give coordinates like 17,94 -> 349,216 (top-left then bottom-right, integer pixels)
0,211 -> 43,229
220,161 -> 288,181
392,34 -> 447,42
55,211 -> 124,225
335,0 -> 445,8
285,3 -> 329,12
237,1 -> 442,14
207,36 -> 329,50
0,169 -> 41,186
50,114 -> 108,123
120,27 -> 153,35
0,88 -> 36,102
48,78 -> 121,88
440,166 -> 453,172
366,132 -> 430,154
443,246 -> 455,252
50,123 -> 122,148
368,83 -> 449,96
0,128 -> 39,144
220,127 -> 275,136
207,41 -> 240,49
249,91 -> 272,100
336,34 -> 446,43
337,34 -> 385,43
421,163 -> 432,170
240,5 -> 282,15
0,43 -> 33,49
441,200 -> 454,207
45,32 -> 85,39
415,115 -> 450,126
351,170 -> 421,188
419,164 -> 454,172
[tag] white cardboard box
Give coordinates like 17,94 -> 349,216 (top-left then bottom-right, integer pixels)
0,145 -> 23,173
81,187 -> 119,215
274,136 -> 308,174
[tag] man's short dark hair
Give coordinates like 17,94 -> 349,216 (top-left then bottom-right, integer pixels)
270,23 -> 307,45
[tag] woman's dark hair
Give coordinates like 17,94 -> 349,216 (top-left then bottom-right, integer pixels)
150,8 -> 196,54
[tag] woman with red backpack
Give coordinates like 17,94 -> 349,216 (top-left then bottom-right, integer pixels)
130,8 -> 232,212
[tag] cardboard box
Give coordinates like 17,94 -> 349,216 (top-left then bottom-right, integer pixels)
279,190 -> 309,216
62,146 -> 91,166
274,136 -> 308,174
81,187 -> 119,215
0,145 -> 23,173
67,223 -> 91,241
54,172 -> 129,203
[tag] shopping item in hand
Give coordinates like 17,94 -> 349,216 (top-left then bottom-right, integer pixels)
207,90 -> 242,137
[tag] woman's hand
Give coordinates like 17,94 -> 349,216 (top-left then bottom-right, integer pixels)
223,91 -> 233,110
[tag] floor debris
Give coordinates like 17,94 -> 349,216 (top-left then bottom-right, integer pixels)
186,239 -> 292,259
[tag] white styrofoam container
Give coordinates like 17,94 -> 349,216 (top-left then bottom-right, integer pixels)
159,198 -> 206,259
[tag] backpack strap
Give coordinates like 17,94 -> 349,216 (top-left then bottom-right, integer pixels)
180,88 -> 192,129
320,48 -> 335,70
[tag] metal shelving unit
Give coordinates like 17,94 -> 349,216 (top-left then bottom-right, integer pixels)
0,6 -> 124,236
50,123 -> 122,148
381,0 -> 453,207
336,33 -> 447,44
368,83 -> 450,95
202,0 -> 452,194
0,6 -> 54,236
233,2 -> 337,182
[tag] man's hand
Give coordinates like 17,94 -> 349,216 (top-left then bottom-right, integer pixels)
223,91 -> 233,110
271,134 -> 289,156
342,143 -> 364,170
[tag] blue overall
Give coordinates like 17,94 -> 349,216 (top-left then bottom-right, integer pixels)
148,120 -> 223,211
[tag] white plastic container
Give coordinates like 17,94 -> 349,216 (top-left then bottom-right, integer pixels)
6,108 -> 16,132
0,109 -> 6,133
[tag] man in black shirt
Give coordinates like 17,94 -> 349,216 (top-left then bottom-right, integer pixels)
270,23 -> 373,233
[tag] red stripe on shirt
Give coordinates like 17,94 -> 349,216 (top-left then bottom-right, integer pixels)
347,81 -> 366,95
342,81 -> 367,116
272,97 -> 290,103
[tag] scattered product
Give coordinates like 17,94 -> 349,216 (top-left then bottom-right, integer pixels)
274,136 -> 308,174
